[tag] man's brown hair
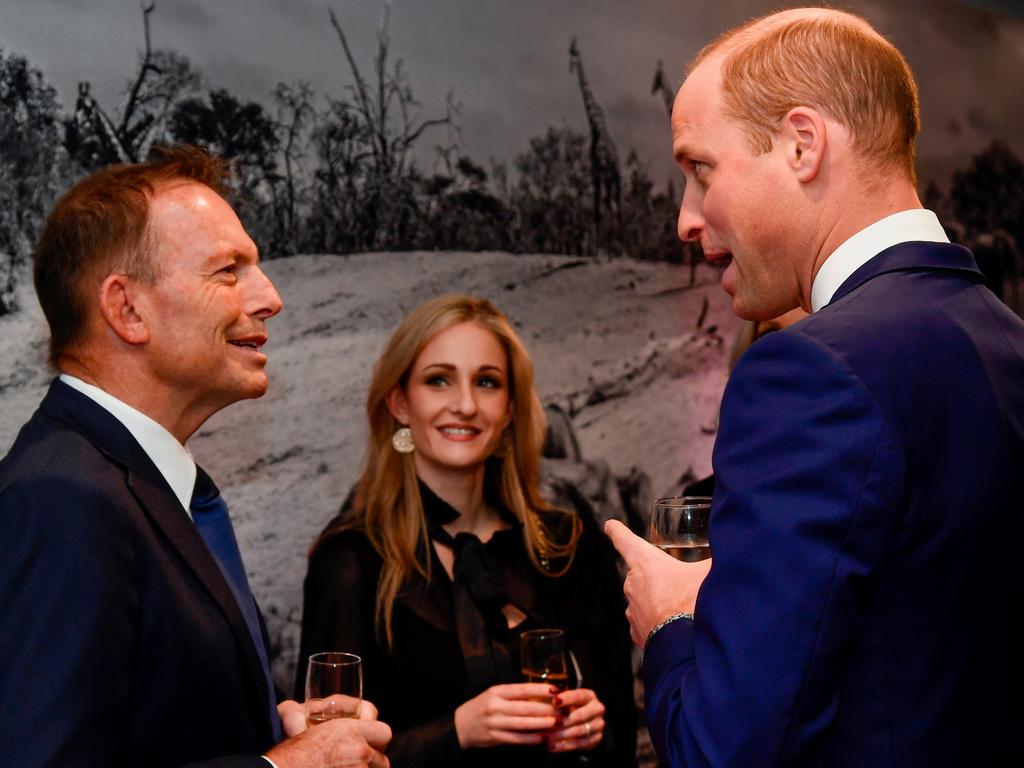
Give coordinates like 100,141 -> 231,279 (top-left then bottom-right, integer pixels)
33,146 -> 229,367
692,8 -> 920,183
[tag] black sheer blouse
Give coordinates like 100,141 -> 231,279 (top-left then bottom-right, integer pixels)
295,483 -> 637,768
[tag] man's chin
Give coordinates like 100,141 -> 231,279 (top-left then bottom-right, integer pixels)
246,379 -> 270,399
232,373 -> 270,401
730,294 -> 760,321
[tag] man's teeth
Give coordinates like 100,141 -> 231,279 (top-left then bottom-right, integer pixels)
230,341 -> 258,349
440,427 -> 476,435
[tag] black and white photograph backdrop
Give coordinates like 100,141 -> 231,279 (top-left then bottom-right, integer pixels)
2,1 -> 1022,755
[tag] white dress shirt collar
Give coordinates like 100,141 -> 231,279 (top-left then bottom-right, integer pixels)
810,209 -> 949,312
59,374 -> 197,514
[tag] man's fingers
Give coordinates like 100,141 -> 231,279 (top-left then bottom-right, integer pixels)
354,719 -> 393,751
604,519 -> 653,566
625,604 -> 643,646
276,699 -> 307,737
358,698 -> 379,720
367,748 -> 391,768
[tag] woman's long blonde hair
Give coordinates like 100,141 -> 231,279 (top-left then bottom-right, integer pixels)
314,294 -> 581,648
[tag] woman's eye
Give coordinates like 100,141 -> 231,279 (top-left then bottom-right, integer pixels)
426,375 -> 448,387
477,377 -> 502,389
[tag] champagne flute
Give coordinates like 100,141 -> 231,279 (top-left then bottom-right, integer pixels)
649,496 -> 712,562
520,628 -> 569,696
305,652 -> 362,725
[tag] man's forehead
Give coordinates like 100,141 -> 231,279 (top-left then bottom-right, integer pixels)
146,180 -> 255,262
671,58 -> 723,153
150,180 -> 219,214
147,182 -> 240,240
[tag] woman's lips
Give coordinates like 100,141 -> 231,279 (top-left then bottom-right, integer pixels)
437,425 -> 480,441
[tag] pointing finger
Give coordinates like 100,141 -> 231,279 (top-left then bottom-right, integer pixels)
604,519 -> 655,566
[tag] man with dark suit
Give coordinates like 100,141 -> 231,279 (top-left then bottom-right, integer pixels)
0,149 -> 391,767
606,8 -> 1024,767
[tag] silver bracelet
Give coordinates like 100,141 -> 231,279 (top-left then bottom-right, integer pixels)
645,611 -> 694,648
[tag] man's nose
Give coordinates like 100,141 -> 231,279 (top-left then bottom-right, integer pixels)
250,266 -> 283,319
677,189 -> 704,243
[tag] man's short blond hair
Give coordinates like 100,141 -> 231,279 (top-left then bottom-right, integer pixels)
693,8 -> 920,183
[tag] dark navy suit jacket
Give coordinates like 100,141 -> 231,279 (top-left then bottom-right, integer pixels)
0,381 -> 276,768
643,242 -> 1024,766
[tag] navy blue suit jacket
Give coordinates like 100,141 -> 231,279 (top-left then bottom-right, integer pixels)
643,242 -> 1024,766
0,381 -> 276,768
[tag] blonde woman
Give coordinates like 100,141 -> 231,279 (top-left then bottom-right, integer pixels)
295,295 -> 636,768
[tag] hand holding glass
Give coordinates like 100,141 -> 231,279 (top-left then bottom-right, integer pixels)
520,628 -> 569,695
305,652 -> 362,725
649,496 -> 712,562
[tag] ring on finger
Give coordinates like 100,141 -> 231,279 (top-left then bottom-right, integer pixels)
584,721 -> 592,738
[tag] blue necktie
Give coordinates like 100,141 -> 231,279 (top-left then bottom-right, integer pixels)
191,466 -> 283,743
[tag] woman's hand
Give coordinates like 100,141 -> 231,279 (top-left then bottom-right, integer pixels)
454,683 -> 560,749
544,687 -> 605,753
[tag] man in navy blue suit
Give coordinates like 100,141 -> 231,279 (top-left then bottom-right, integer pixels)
607,7 -> 1024,767
0,149 -> 390,767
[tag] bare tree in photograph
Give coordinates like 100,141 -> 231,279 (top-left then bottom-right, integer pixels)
64,1 -> 199,170
270,81 -> 316,256
307,101 -> 369,254
0,48 -> 64,315
323,2 -> 455,251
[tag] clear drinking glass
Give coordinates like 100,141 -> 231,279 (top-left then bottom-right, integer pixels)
305,652 -> 362,725
520,628 -> 569,695
649,496 -> 712,562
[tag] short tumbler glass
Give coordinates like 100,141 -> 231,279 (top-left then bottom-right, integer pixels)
305,651 -> 362,725
649,496 -> 712,562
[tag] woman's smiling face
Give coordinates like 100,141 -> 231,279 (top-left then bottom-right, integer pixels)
388,321 -> 512,478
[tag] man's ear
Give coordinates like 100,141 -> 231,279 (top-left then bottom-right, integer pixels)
781,106 -> 828,183
97,274 -> 149,345
385,386 -> 409,425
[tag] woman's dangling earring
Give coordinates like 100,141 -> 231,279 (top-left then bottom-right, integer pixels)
392,426 -> 415,454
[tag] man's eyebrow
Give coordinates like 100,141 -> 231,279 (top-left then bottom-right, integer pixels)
673,140 -> 696,164
203,248 -> 254,269
674,149 -> 692,165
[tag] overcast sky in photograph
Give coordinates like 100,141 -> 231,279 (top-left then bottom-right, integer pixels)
1,0 -> 1022,188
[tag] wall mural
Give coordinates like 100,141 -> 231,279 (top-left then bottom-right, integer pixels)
2,1 -> 1021,761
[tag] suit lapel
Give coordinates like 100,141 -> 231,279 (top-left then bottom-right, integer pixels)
830,241 -> 983,306
39,380 -> 273,734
